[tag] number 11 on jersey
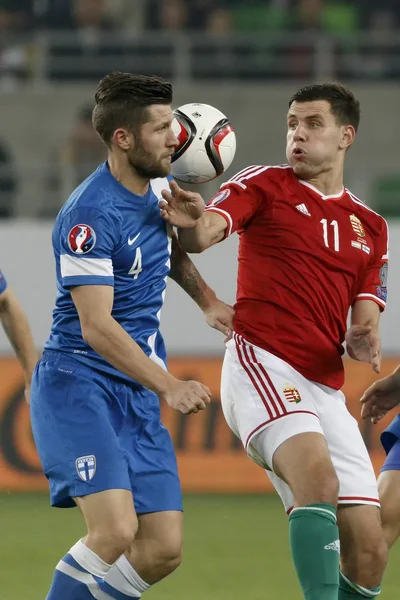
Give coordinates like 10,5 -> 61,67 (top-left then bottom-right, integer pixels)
320,219 -> 339,252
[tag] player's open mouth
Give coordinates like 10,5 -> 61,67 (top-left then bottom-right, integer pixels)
293,148 -> 306,158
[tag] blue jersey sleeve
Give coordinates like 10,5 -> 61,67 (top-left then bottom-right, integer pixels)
0,269 -> 7,294
58,207 -> 119,288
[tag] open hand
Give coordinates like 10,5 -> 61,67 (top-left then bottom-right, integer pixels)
159,180 -> 205,228
361,367 -> 400,423
345,324 -> 381,373
204,299 -> 235,342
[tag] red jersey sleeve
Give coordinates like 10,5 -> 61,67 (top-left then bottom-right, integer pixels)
354,218 -> 389,310
204,165 -> 268,237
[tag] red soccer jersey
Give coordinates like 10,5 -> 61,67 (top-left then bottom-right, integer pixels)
205,165 -> 389,389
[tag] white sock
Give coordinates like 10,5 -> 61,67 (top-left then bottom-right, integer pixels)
67,539 -> 111,578
104,554 -> 151,597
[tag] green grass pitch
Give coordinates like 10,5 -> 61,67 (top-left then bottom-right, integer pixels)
1,493 -> 399,599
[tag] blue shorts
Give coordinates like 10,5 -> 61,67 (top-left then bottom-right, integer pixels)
30,351 -> 182,513
381,414 -> 400,472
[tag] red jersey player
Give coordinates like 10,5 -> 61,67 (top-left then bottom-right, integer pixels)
160,83 -> 388,600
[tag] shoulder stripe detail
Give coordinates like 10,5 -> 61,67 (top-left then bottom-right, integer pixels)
61,254 -> 113,278
347,191 -> 389,259
221,164 -> 291,190
347,191 -> 382,217
227,165 -> 263,182
346,188 -> 385,220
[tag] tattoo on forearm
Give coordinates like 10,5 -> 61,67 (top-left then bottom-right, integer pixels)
169,237 -> 208,304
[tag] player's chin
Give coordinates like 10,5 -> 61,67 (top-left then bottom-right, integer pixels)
159,158 -> 172,177
290,161 -> 312,178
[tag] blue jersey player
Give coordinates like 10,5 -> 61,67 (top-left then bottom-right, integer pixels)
0,269 -> 37,402
361,367 -> 400,551
30,72 -> 234,600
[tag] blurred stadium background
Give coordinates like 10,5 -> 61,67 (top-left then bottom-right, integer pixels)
1,0 -> 400,598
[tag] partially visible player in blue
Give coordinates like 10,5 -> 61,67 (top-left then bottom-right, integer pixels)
361,367 -> 400,549
30,71 -> 234,600
0,269 -> 37,403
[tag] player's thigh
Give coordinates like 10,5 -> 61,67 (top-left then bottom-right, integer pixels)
251,428 -> 338,510
120,387 -> 182,516
338,504 -> 387,586
74,489 -> 138,544
30,354 -> 132,508
221,335 -> 324,471
379,441 -> 400,549
315,386 -> 380,508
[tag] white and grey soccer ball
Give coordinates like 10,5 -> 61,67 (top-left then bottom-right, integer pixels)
171,103 -> 236,184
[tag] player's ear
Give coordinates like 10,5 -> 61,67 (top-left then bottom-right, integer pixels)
340,125 -> 356,150
113,128 -> 132,151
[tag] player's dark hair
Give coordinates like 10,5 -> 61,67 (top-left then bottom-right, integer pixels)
92,71 -> 173,146
289,83 -> 360,132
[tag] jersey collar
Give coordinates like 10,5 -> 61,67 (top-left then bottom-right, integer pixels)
298,179 -> 345,201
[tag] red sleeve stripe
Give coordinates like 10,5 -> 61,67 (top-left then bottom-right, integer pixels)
355,293 -> 386,308
204,206 -> 233,237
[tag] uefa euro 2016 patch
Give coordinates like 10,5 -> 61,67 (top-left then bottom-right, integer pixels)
376,286 -> 387,302
380,263 -> 388,287
208,188 -> 231,207
68,224 -> 96,254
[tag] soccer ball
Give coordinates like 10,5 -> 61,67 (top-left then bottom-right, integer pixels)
171,103 -> 236,184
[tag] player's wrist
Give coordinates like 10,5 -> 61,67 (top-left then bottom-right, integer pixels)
197,287 -> 217,311
156,373 -> 180,398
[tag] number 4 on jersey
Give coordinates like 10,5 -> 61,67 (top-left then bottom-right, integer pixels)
128,247 -> 143,279
320,219 -> 339,252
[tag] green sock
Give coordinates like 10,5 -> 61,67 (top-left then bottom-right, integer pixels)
339,572 -> 381,598
289,503 -> 339,600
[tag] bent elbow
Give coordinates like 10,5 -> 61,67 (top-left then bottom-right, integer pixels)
80,318 -> 105,346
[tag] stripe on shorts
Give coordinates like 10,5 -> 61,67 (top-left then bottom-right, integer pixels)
234,333 -> 287,420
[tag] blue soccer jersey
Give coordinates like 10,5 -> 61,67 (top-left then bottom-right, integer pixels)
45,161 -> 172,383
0,269 -> 7,294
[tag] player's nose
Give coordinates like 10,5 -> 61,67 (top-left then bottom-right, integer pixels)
293,127 -> 306,142
168,128 -> 179,148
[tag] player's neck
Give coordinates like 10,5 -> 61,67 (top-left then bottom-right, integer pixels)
301,167 -> 344,197
107,155 -> 150,197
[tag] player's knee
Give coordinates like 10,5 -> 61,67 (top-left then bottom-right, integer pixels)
318,471 -> 339,505
294,469 -> 339,506
343,539 -> 387,588
379,488 -> 400,548
149,536 -> 183,577
91,518 -> 138,559
157,538 -> 183,572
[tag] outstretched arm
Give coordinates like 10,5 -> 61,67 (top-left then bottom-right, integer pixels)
169,232 -> 234,339
0,287 -> 38,403
159,181 -> 228,252
71,284 -> 211,414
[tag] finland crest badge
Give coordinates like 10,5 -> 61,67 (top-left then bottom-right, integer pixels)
76,455 -> 96,482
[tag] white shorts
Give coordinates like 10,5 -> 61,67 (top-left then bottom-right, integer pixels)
221,334 -> 380,512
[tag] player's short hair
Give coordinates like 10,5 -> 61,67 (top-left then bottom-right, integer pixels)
92,71 -> 173,146
289,83 -> 360,132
